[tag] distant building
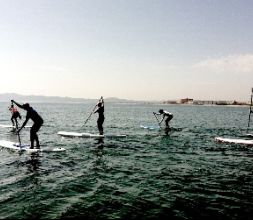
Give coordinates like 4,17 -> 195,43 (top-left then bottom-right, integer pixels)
193,100 -> 216,105
163,100 -> 178,104
180,98 -> 194,104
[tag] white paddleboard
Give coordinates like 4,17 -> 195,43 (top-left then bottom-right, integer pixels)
0,124 -> 32,128
246,133 -> 253,138
215,137 -> 253,146
0,140 -> 66,153
58,131 -> 127,138
140,125 -> 182,132
140,125 -> 160,130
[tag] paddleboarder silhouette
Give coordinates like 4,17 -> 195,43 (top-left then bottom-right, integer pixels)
11,100 -> 44,149
93,97 -> 105,135
153,109 -> 173,135
8,103 -> 22,130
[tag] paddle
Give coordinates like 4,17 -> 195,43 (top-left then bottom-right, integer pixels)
153,112 -> 162,129
82,96 -> 103,127
15,121 -> 22,148
247,88 -> 253,132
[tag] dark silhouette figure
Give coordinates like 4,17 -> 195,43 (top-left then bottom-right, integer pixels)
9,104 -> 22,129
11,100 -> 44,149
94,97 -> 104,135
154,109 -> 173,134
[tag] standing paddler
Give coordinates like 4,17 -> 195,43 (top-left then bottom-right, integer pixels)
11,100 -> 44,149
153,109 -> 173,134
8,103 -> 22,131
93,97 -> 105,135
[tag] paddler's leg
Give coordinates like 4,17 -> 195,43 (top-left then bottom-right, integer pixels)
11,116 -> 15,127
33,123 -> 42,148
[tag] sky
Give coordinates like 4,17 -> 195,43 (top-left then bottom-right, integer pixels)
0,0 -> 253,101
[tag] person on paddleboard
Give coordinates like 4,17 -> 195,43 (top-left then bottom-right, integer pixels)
8,104 -> 22,129
153,109 -> 173,130
93,97 -> 104,135
11,100 -> 44,149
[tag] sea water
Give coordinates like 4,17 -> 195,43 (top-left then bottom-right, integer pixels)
0,102 -> 253,219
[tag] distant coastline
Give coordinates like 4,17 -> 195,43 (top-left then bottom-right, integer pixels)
162,98 -> 251,106
0,93 -> 251,106
0,93 -> 136,104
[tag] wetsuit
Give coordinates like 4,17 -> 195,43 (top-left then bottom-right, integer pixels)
95,105 -> 104,135
9,107 -> 21,128
163,111 -> 173,127
25,107 -> 44,148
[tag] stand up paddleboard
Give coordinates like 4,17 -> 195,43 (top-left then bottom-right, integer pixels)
216,88 -> 253,146
140,125 -> 183,132
140,125 -> 160,130
215,137 -> 253,146
0,124 -> 32,128
58,131 -> 127,138
246,133 -> 253,138
0,140 -> 66,153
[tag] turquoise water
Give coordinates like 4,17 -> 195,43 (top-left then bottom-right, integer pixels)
0,102 -> 253,219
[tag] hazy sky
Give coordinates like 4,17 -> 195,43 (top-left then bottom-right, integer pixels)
0,0 -> 253,101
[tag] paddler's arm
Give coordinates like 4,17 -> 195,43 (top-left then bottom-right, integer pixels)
153,112 -> 162,115
11,100 -> 24,109
93,105 -> 99,114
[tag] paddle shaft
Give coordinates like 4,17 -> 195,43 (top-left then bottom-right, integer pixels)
83,106 -> 97,125
83,97 -> 103,126
16,121 -> 22,147
247,89 -> 253,131
153,112 -> 162,129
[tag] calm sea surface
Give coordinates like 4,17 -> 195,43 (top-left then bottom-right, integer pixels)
0,102 -> 253,219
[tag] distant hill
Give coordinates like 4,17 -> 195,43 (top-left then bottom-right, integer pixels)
104,97 -> 140,103
0,93 -> 89,103
0,93 -> 142,103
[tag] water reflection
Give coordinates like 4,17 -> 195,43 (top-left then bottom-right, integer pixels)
95,137 -> 104,150
25,153 -> 41,173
